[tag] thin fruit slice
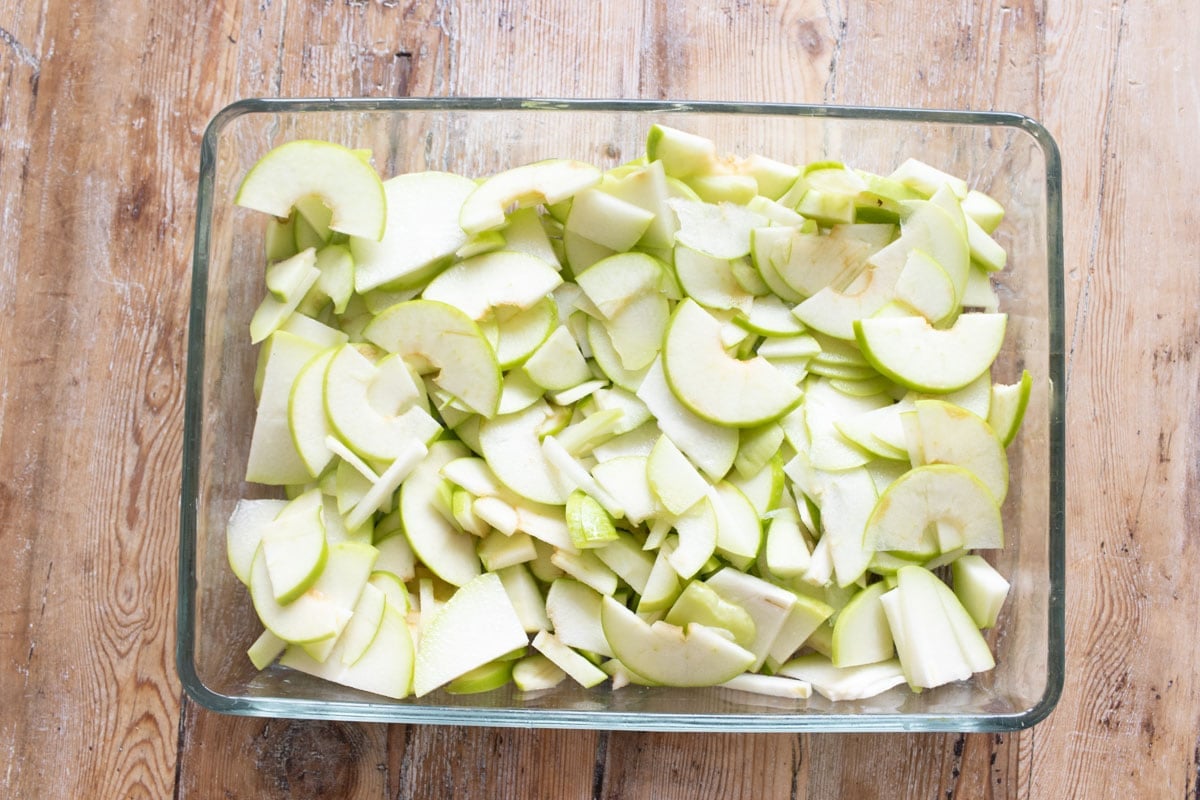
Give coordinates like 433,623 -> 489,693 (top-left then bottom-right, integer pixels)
460,159 -> 602,235
854,312 -> 1007,393
663,299 -> 802,427
863,464 -> 1004,553
352,171 -> 477,292
422,250 -> 562,321
910,399 -> 1008,502
364,300 -> 503,417
988,369 -> 1033,446
600,596 -> 755,687
280,600 -> 414,699
412,572 -> 529,696
235,140 -> 387,240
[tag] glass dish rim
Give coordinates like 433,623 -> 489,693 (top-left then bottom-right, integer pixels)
178,96 -> 1065,733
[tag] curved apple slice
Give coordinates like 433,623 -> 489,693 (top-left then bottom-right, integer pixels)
249,541 -> 377,645
226,498 -> 289,585
235,140 -> 387,241
422,250 -> 562,321
663,299 -> 802,427
364,300 -> 502,417
863,464 -> 1004,554
899,197 -> 969,302
323,344 -> 441,462
854,312 -> 1006,393
352,171 -> 477,292
280,597 -> 415,699
413,572 -> 529,696
477,400 -> 572,505
460,159 -> 602,235
910,399 -> 1008,502
988,369 -> 1033,447
260,490 -> 328,604
600,596 -> 755,687
400,440 -> 481,587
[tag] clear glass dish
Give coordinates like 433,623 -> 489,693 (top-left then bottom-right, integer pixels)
179,97 -> 1064,732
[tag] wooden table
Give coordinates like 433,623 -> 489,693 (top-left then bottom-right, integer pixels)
2,1 -> 1196,796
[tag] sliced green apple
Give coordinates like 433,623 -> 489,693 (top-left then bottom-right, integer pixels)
909,398 -> 1008,502
422,250 -> 562,321
662,299 -> 802,427
351,171 -> 476,292
412,572 -> 529,696
236,139 -> 387,240
863,464 -> 1004,554
364,300 -> 502,417
400,440 -> 482,586
664,579 -> 756,649
460,159 -> 602,235
855,312 -> 1007,393
280,599 -> 414,699
226,498 -> 289,585
988,369 -> 1033,446
600,595 -> 755,687
951,554 -> 1010,628
831,581 -> 894,668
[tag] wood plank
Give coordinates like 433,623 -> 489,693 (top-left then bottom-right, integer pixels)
177,706 -> 390,798
598,733 -> 800,798
0,0 -> 245,795
1033,0 -> 1200,796
0,0 -> 47,794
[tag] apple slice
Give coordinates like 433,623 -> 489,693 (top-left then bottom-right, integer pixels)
670,198 -> 767,259
477,400 -> 572,505
854,312 -> 1007,393
881,566 -> 994,689
778,654 -> 908,701
250,249 -> 321,344
287,348 -> 338,477
460,159 -> 602,235
951,554 -> 1011,628
259,489 -> 327,604
446,659 -> 515,695
412,572 -> 530,696
988,369 -> 1033,446
351,171 -> 476,292
226,498 -> 289,585
647,434 -> 709,515
364,300 -> 502,417
497,563 -> 551,633
909,399 -> 1008,502
600,596 -> 755,687
531,631 -> 608,688
249,540 -> 376,645
512,654 -> 567,692
704,568 -> 796,671
668,497 -> 720,580
280,599 -> 414,699
565,188 -> 656,252
662,299 -> 802,427
894,249 -> 957,324
545,578 -> 612,657
479,297 -> 558,369
830,581 -> 894,668
400,440 -> 482,587
236,140 -> 387,240
863,464 -> 1004,554
664,580 -> 756,649
323,344 -> 441,462
421,250 -> 562,321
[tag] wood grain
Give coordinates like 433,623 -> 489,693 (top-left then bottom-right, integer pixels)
0,0 -> 1197,797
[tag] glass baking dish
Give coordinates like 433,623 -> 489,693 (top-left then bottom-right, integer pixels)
178,97 -> 1064,732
